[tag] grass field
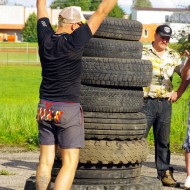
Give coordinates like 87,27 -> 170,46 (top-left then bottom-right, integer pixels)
0,42 -> 37,47
0,65 -> 41,149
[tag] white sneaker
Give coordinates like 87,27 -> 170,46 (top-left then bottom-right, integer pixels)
184,176 -> 190,189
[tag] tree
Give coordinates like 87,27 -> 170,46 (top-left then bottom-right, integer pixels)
50,0 -> 91,11
108,4 -> 125,18
170,28 -> 190,54
132,0 -> 152,8
89,0 -> 125,18
22,13 -> 38,42
50,0 -> 125,18
89,0 -> 100,10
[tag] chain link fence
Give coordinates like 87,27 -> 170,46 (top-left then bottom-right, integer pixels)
0,46 -> 40,64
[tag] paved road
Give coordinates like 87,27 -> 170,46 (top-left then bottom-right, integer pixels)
0,147 -> 186,190
141,153 -> 186,190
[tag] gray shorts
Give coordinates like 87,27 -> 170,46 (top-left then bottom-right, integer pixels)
36,99 -> 84,149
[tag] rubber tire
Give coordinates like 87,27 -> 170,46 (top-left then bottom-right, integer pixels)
83,38 -> 142,59
73,177 -> 140,185
84,15 -> 143,41
24,176 -> 164,190
24,176 -> 36,190
52,163 -> 141,179
79,139 -> 148,164
84,128 -> 146,140
84,111 -> 147,140
80,85 -> 143,113
81,57 -> 152,88
24,176 -> 54,190
71,176 -> 164,189
84,112 -> 147,123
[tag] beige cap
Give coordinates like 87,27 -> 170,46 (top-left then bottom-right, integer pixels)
59,6 -> 86,24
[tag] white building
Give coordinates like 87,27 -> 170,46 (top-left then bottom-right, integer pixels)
132,7 -> 190,42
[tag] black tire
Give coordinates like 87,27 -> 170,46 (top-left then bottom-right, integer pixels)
84,15 -> 143,41
83,38 -> 142,59
24,176 -> 164,190
84,112 -> 147,123
85,128 -> 146,140
79,139 -> 148,164
80,85 -> 143,113
84,112 -> 147,140
71,176 -> 164,190
75,166 -> 141,179
52,163 -> 141,179
73,177 -> 140,185
82,57 -> 152,87
24,176 -> 36,190
24,176 -> 54,190
94,17 -> 143,41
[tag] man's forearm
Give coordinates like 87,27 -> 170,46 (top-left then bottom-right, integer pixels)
176,77 -> 189,98
87,0 -> 117,35
36,0 -> 46,8
36,0 -> 48,19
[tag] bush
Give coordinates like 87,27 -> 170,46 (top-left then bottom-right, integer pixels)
22,13 -> 37,42
169,42 -> 190,54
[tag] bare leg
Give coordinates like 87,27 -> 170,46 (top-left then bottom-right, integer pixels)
54,148 -> 80,190
36,145 -> 56,190
185,151 -> 190,176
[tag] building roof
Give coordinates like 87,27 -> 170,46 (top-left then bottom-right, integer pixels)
133,7 -> 189,12
0,24 -> 24,29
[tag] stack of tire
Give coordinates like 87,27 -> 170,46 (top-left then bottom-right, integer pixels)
70,17 -> 163,189
24,17 -> 163,190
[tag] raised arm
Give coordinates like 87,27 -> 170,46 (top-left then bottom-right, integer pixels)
181,50 -> 190,78
36,0 -> 49,20
87,0 -> 117,35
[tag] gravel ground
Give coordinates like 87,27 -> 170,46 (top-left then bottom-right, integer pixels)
0,146 -> 187,190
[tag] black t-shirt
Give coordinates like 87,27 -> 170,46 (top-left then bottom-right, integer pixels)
37,17 -> 92,102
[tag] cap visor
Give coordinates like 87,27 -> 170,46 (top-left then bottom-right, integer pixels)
159,32 -> 171,37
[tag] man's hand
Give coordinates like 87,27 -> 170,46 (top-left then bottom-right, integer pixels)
184,50 -> 190,57
168,91 -> 180,103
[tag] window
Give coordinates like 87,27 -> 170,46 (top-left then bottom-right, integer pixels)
165,15 -> 170,22
144,29 -> 148,38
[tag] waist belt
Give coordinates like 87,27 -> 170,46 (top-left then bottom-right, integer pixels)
145,97 -> 168,101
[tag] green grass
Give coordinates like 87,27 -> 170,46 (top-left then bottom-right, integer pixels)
0,169 -> 12,175
0,42 -> 38,47
0,65 -> 41,149
0,52 -> 39,64
1,65 -> 190,152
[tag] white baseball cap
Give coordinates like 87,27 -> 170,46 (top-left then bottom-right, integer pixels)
59,6 -> 86,24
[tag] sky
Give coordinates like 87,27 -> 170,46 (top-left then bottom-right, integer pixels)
7,0 -> 190,14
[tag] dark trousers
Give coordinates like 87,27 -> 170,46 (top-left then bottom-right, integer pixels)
141,98 -> 172,176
